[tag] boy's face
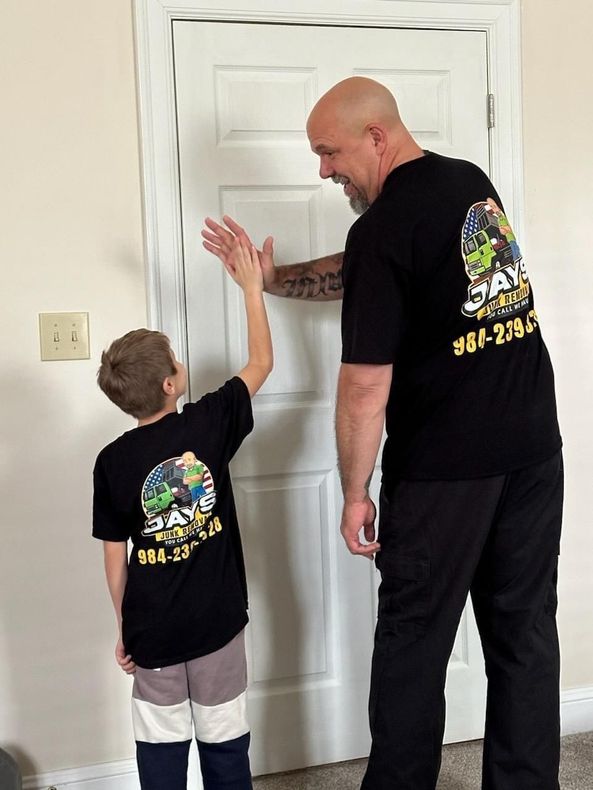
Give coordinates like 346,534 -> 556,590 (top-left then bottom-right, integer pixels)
170,352 -> 188,398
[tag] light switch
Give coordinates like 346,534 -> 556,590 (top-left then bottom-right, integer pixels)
39,312 -> 90,361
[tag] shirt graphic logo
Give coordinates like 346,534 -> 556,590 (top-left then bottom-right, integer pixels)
461,199 -> 530,321
141,453 -> 216,540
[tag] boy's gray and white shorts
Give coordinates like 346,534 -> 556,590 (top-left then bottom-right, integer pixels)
131,629 -> 248,745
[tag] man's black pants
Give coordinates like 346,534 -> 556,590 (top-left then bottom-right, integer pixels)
361,452 -> 563,790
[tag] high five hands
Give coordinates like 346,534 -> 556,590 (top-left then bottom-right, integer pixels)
202,215 -> 276,291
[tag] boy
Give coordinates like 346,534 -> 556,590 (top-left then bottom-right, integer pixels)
93,239 -> 272,790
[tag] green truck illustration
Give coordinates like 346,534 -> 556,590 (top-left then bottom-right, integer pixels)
143,460 -> 193,515
463,205 -> 514,278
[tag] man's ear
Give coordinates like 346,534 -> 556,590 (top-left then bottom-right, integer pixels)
368,125 -> 387,154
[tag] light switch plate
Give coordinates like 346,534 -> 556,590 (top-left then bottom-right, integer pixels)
39,312 -> 90,361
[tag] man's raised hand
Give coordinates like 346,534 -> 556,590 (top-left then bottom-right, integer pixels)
202,215 -> 276,291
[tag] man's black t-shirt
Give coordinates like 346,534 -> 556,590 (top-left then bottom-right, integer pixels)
341,152 -> 561,483
93,377 -> 253,668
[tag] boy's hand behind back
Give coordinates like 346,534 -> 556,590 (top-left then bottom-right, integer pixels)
228,238 -> 265,294
116,636 -> 137,674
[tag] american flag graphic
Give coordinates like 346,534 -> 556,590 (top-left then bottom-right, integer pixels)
145,464 -> 164,489
463,203 -> 484,240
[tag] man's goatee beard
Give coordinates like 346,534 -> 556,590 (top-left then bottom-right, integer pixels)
349,195 -> 369,215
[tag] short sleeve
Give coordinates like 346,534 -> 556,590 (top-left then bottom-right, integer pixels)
341,229 -> 409,365
189,376 -> 254,461
92,454 -> 130,542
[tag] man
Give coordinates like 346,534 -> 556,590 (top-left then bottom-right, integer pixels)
182,450 -> 206,503
202,77 -> 563,790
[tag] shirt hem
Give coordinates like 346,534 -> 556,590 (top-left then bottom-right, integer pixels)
129,612 -> 249,670
383,440 -> 563,484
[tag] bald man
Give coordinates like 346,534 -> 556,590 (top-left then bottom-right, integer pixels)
203,78 -> 563,790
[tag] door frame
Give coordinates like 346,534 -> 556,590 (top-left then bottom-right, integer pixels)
134,0 -> 523,362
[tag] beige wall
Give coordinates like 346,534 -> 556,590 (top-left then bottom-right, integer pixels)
0,0 -> 591,778
0,0 -> 146,775
522,0 -> 593,688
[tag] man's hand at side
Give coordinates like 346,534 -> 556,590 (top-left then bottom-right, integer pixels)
340,496 -> 379,558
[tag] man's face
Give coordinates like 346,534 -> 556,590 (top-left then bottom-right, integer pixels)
182,452 -> 196,467
307,117 -> 376,215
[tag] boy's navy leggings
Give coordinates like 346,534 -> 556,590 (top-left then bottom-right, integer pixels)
362,451 -> 563,790
133,629 -> 252,790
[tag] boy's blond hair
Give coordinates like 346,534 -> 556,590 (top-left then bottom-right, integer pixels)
98,329 -> 176,418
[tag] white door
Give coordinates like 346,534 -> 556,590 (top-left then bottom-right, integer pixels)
173,20 -> 490,776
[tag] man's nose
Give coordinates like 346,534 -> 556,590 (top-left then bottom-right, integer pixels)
319,160 -> 334,180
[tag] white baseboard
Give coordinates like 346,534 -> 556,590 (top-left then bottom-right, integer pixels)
23,688 -> 593,789
23,742 -> 203,790
23,758 -> 139,790
560,685 -> 593,736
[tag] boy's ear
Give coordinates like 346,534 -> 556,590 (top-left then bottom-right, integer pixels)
162,375 -> 176,396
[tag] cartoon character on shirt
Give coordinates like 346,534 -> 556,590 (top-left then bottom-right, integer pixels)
182,451 -> 206,503
486,198 -> 522,262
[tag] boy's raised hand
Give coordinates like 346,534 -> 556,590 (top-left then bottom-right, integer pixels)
202,215 -> 276,291
228,237 -> 265,293
232,235 -> 274,397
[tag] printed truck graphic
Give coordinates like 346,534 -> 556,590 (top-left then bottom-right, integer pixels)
142,459 -> 193,515
460,198 -> 530,321
462,204 -> 514,278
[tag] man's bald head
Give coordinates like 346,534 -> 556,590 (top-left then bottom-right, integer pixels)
306,77 -> 421,212
306,77 -> 402,138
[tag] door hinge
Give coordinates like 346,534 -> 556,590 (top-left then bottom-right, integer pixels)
487,93 -> 495,129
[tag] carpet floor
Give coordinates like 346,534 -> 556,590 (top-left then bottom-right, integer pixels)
253,732 -> 593,789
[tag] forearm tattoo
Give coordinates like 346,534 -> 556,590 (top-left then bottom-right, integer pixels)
282,269 -> 343,298
279,255 -> 344,299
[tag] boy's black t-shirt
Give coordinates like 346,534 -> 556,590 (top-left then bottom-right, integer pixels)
93,376 -> 253,668
341,152 -> 562,483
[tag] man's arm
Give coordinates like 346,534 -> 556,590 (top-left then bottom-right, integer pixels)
202,215 -> 344,301
336,362 -> 393,557
103,540 -> 136,674
269,253 -> 344,300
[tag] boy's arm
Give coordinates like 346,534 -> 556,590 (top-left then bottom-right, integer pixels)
202,215 -> 344,301
230,239 -> 274,397
103,540 -> 136,674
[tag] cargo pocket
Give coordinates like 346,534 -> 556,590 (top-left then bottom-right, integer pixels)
376,553 -> 431,636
